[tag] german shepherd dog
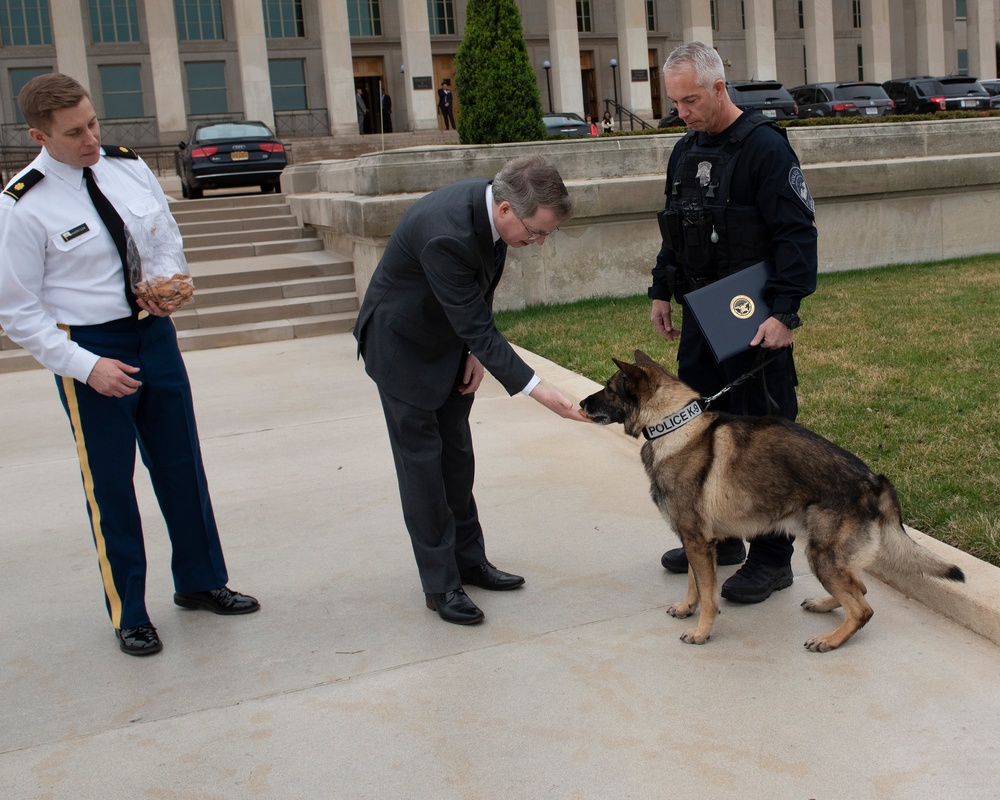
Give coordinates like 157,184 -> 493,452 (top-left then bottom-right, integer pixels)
580,351 -> 965,652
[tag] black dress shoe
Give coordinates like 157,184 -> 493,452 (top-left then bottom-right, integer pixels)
660,538 -> 746,574
174,586 -> 260,615
459,561 -> 525,591
115,623 -> 162,656
425,588 -> 485,625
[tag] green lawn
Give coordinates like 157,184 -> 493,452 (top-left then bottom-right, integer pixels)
495,256 -> 1000,567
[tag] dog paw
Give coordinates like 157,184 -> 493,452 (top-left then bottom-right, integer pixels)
667,602 -> 694,619
801,596 -> 840,614
804,635 -> 835,652
681,628 -> 710,645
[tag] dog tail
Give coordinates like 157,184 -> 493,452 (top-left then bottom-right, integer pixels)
874,476 -> 965,583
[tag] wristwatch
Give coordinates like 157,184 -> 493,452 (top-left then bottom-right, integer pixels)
773,312 -> 803,330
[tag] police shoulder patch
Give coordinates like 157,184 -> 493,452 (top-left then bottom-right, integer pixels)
2,168 -> 44,201
788,166 -> 814,213
103,145 -> 139,159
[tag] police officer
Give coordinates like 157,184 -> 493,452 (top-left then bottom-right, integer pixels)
648,43 -> 818,603
0,73 -> 259,656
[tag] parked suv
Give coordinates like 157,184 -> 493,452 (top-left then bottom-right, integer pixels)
881,76 -> 990,114
726,80 -> 798,120
791,82 -> 895,119
657,80 -> 798,127
979,79 -> 1000,108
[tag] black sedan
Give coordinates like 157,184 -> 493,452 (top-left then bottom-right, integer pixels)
542,113 -> 593,138
176,120 -> 287,199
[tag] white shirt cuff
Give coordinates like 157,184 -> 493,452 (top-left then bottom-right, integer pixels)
520,374 -> 541,395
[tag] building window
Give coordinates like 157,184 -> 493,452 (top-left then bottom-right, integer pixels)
185,61 -> 227,115
99,64 -> 143,118
957,49 -> 968,76
263,0 -> 303,38
10,66 -> 50,122
797,1 -> 803,29
269,58 -> 307,111
802,46 -> 807,84
89,0 -> 139,43
646,0 -> 655,31
956,0 -> 967,18
175,0 -> 223,41
577,0 -> 591,33
710,0 -> 716,31
852,1 -> 861,29
0,0 -> 51,46
741,2 -> 745,30
857,44 -> 864,80
427,0 -> 454,35
347,0 -> 381,36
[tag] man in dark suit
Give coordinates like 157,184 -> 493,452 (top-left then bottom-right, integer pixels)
437,79 -> 456,130
354,155 -> 586,625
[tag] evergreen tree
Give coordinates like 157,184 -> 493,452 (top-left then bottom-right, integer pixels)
454,0 -> 547,144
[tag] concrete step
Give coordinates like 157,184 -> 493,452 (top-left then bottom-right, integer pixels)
0,348 -> 36,374
170,202 -> 292,224
175,311 -> 357,352
191,274 -> 356,307
189,250 -> 353,289
168,193 -> 289,213
173,291 -> 358,331
182,225 -> 312,250
184,236 -> 323,263
177,214 -> 297,237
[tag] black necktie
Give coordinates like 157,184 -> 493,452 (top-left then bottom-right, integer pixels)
490,238 -> 507,294
83,166 -> 140,315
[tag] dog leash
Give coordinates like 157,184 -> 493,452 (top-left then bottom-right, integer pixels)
703,350 -> 782,410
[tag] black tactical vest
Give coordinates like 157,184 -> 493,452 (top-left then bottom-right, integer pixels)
660,113 -> 785,284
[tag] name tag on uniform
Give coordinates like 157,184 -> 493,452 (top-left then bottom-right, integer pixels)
61,223 -> 90,242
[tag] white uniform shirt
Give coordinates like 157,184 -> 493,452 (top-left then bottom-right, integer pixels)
0,146 -> 182,383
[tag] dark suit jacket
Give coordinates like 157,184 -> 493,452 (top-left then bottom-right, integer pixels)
354,179 -> 533,411
438,88 -> 453,110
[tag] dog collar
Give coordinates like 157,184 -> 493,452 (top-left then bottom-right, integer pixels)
642,400 -> 705,441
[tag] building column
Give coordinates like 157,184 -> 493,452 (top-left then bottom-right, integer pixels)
316,0 -> 357,136
49,0 -> 88,89
546,0 -> 583,115
914,0 -> 947,76
861,0 -> 892,82
967,0 -> 997,79
614,0 -> 653,122
397,0 -> 437,131
803,0 -> 836,83
232,0 -> 274,127
145,2 -> 186,140
681,0 -> 713,47
744,0 -> 777,81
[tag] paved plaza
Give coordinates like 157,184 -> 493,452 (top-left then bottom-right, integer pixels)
2,333 -> 999,799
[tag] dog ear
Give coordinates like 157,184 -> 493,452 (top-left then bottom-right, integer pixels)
613,358 -> 648,386
634,350 -> 657,367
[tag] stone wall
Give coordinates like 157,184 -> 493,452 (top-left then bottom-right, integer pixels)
285,118 -> 1000,311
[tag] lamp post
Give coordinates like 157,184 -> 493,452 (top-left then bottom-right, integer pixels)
610,58 -> 621,130
542,60 -> 553,113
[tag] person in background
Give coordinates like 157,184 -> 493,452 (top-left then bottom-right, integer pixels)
585,114 -> 599,136
381,90 -> 393,133
356,88 -> 368,135
601,111 -> 614,133
438,79 -> 456,130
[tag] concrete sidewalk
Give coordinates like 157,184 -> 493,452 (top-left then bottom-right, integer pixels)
1,333 -> 998,799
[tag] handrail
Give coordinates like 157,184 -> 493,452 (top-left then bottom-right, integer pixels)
602,99 -> 656,131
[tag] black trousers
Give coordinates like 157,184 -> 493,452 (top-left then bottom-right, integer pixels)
677,306 -> 797,566
377,386 -> 488,594
56,315 -> 228,628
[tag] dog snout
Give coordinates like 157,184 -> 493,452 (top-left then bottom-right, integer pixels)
580,392 -> 614,425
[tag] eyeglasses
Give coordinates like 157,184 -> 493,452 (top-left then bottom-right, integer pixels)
516,215 -> 559,241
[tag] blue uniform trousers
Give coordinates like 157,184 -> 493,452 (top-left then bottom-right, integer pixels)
56,315 -> 228,629
677,307 -> 797,566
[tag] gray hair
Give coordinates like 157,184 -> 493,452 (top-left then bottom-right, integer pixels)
662,42 -> 726,90
492,154 -> 573,222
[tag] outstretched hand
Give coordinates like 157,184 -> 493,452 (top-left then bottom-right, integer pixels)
529,383 -> 589,422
